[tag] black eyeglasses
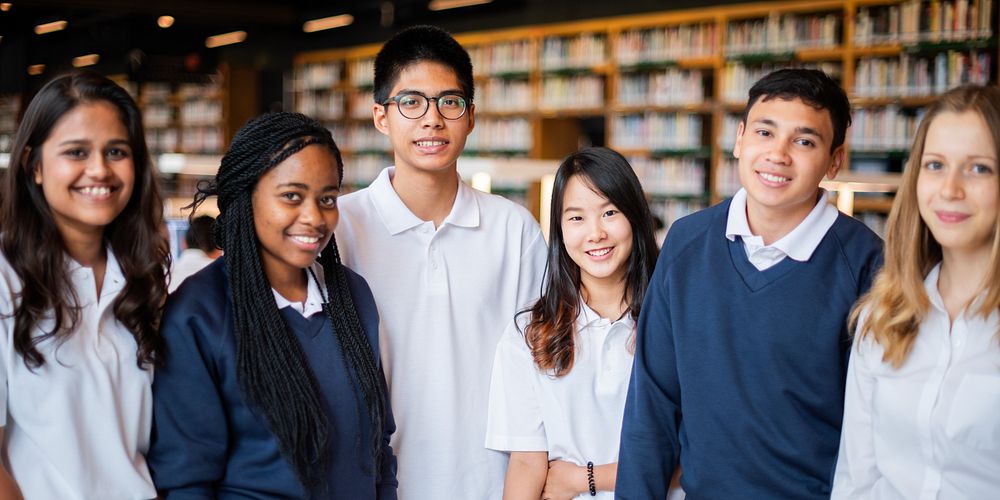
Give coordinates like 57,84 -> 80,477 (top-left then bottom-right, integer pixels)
382,92 -> 469,120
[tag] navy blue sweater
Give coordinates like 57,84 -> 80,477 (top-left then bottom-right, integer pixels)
148,258 -> 397,499
617,200 -> 882,499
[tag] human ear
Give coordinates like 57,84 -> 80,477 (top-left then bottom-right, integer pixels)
826,145 -> 845,180
733,121 -> 745,159
373,103 -> 390,136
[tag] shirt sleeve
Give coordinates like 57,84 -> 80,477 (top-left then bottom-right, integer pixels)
0,270 -> 13,428
146,298 -> 229,498
516,226 -> 548,312
485,321 -> 547,452
831,318 -> 881,499
616,252 -> 682,499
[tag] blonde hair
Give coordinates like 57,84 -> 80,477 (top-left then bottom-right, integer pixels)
850,84 -> 1000,368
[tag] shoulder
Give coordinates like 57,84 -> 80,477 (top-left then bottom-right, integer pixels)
163,259 -> 230,334
0,249 -> 19,306
337,186 -> 373,217
475,189 -> 541,230
496,312 -> 535,361
827,213 -> 885,270
340,264 -> 377,315
661,200 -> 727,260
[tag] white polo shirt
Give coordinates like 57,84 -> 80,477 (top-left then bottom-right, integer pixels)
725,188 -> 839,271
335,167 -> 547,499
485,302 -> 635,500
0,248 -> 156,500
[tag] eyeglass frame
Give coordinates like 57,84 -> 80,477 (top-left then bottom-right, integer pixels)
380,91 -> 471,120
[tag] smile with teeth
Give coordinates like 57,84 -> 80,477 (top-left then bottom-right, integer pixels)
290,235 -> 321,245
75,186 -> 114,196
415,140 -> 447,147
758,171 -> 790,183
586,247 -> 612,257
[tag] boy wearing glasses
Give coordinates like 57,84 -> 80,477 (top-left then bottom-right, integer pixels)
335,25 -> 547,499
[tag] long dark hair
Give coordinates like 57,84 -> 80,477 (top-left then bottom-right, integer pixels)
523,147 -> 658,376
0,71 -> 168,369
191,112 -> 386,493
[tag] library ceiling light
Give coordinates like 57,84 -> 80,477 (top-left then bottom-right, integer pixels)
34,20 -> 67,35
0,4 -> 11,12
428,0 -> 491,11
72,53 -> 99,68
27,64 -> 44,75
303,14 -> 353,33
158,16 -> 174,28
205,30 -> 246,48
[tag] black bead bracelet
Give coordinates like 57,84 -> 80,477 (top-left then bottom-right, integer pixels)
587,461 -> 596,496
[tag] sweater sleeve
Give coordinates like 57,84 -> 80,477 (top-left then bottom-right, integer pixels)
831,321 -> 881,498
616,250 -> 682,498
377,365 -> 398,500
148,297 -> 229,498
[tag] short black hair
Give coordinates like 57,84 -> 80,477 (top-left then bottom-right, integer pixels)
741,68 -> 852,152
185,215 -> 216,253
373,25 -> 474,105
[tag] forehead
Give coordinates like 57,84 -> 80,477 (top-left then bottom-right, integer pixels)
747,96 -> 834,137
390,60 -> 462,95
924,110 -> 996,156
48,100 -> 127,140
260,145 -> 339,185
562,175 -> 609,206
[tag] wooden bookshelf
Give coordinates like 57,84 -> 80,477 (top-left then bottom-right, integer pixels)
292,0 -> 998,233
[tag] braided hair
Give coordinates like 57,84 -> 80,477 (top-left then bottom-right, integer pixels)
191,112 -> 386,494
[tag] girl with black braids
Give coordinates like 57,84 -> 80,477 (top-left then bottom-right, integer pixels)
146,112 -> 397,499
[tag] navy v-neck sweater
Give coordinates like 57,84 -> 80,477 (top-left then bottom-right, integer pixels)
617,199 -> 883,499
148,258 -> 397,499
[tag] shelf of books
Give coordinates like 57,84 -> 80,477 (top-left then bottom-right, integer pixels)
291,0 -> 997,234
0,94 -> 20,158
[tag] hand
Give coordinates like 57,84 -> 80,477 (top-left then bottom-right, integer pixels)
541,460 -> 586,500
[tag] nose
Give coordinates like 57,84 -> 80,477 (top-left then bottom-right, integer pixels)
587,218 -> 607,242
299,200 -> 323,226
420,99 -> 445,128
939,167 -> 965,201
765,140 -> 791,165
85,154 -> 113,180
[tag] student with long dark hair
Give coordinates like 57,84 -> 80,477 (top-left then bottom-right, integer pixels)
146,112 -> 396,498
0,71 -> 168,499
486,147 -> 658,499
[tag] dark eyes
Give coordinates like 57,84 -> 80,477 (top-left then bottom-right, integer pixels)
62,147 -> 131,159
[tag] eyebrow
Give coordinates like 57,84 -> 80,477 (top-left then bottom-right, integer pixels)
57,138 -> 130,147
922,151 -> 998,161
395,88 -> 465,97
275,182 -> 340,191
751,118 -> 825,139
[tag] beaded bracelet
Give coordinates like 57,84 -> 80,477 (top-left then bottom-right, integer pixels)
587,461 -> 596,496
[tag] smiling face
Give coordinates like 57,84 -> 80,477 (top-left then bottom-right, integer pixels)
917,110 -> 999,261
560,174 -> 634,296
733,97 -> 844,235
252,144 -> 341,285
373,60 -> 475,178
34,100 -> 135,245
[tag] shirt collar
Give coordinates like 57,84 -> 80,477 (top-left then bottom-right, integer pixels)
368,166 -> 481,235
66,243 -> 126,298
272,262 -> 326,318
576,298 -> 636,331
725,187 -> 838,262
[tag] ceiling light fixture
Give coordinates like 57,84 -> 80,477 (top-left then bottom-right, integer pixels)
0,4 -> 11,12
27,64 -> 44,75
72,53 -> 99,67
34,20 -> 67,35
158,16 -> 174,28
428,0 -> 492,11
303,14 -> 353,33
205,30 -> 246,48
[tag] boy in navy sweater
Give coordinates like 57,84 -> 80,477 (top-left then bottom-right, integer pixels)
616,69 -> 883,499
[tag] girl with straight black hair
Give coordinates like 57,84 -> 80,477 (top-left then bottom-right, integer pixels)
147,112 -> 396,499
0,71 -> 168,499
486,147 -> 658,499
